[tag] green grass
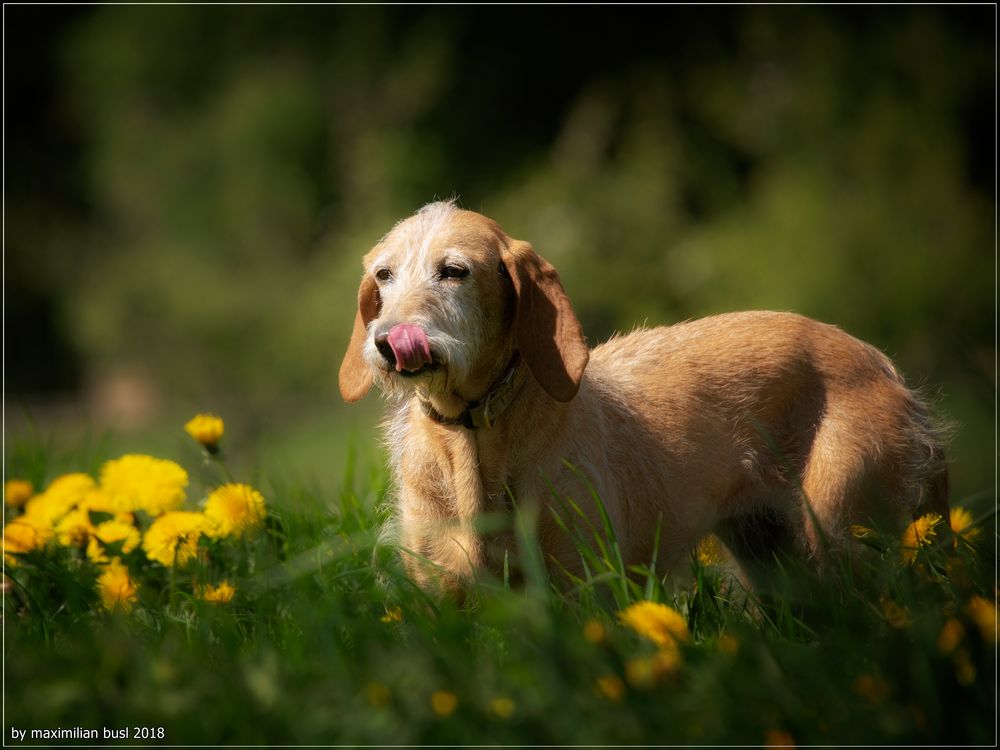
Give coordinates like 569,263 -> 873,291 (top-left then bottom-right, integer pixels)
3,434 -> 996,746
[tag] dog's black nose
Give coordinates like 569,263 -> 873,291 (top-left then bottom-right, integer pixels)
374,330 -> 396,367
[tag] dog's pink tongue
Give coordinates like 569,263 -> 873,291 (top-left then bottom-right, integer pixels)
387,324 -> 433,372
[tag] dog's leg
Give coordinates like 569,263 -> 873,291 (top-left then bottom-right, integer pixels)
396,425 -> 486,594
796,406 -> 904,567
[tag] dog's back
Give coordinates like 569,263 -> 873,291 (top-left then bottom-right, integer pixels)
582,311 -> 949,571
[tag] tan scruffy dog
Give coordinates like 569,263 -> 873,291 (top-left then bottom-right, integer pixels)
339,201 -> 949,593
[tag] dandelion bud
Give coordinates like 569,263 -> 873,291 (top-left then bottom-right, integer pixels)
4,479 -> 33,509
431,690 -> 458,717
184,413 -> 225,452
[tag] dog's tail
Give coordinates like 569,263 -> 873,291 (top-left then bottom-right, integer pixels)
869,340 -> 952,521
920,446 -> 951,520
903,388 -> 951,521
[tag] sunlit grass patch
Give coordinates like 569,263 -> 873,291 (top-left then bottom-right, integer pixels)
2,420 -> 995,745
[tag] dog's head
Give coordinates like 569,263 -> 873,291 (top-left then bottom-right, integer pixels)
338,201 -> 589,409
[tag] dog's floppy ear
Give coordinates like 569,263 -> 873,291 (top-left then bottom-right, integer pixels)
338,273 -> 380,402
502,239 -> 589,402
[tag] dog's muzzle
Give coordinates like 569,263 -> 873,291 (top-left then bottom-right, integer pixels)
375,323 -> 434,373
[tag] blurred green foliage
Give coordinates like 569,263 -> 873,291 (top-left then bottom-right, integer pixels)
5,5 -> 994,496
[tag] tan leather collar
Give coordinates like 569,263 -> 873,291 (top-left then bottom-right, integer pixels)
420,354 -> 527,430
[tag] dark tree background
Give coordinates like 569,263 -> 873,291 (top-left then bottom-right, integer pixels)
4,5 -> 994,498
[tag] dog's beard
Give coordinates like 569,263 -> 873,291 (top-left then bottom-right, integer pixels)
367,332 -> 473,403
371,366 -> 448,404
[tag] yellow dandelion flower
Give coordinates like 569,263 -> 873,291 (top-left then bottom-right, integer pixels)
198,581 -> 236,603
651,645 -> 682,674
3,518 -> 47,566
79,487 -> 120,517
100,454 -> 188,516
937,618 -> 965,654
953,649 -> 976,685
380,606 -> 403,623
203,483 -> 266,538
625,657 -> 657,689
490,697 -> 515,719
949,507 -> 981,544
852,674 -> 889,704
19,503 -> 58,538
717,633 -> 740,655
86,519 -> 141,563
54,507 -> 95,548
431,690 -> 458,717
583,618 -> 607,644
365,682 -> 391,708
881,598 -> 912,629
184,413 -> 225,451
25,473 -> 95,527
618,600 -> 689,649
696,534 -> 727,566
4,519 -> 42,554
96,559 -> 138,611
142,511 -> 211,566
764,728 -> 795,747
900,513 -> 942,564
4,479 -> 33,509
595,674 -> 625,702
967,595 -> 996,644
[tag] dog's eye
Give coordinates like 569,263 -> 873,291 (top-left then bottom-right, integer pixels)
440,265 -> 469,280
375,268 -> 393,282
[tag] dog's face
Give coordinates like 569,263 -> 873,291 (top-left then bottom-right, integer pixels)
339,202 -> 590,408
352,203 -> 515,404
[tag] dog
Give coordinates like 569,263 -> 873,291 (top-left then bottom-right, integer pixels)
339,201 -> 949,593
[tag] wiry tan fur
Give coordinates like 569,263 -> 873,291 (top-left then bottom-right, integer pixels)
339,201 -> 949,594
